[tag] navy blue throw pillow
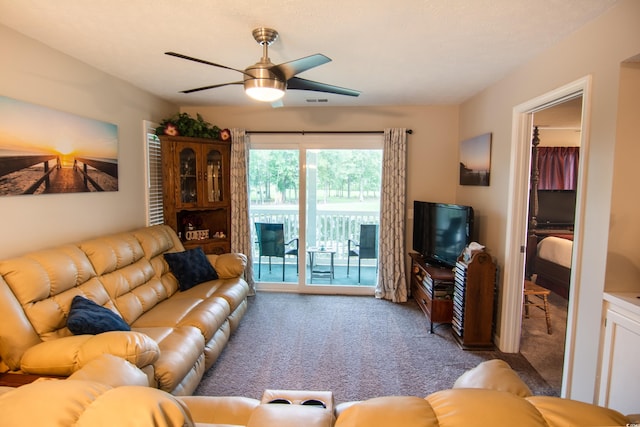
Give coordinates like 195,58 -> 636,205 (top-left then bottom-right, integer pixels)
67,295 -> 130,335
164,247 -> 218,291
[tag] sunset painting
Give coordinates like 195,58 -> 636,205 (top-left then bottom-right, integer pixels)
0,96 -> 118,196
459,133 -> 491,186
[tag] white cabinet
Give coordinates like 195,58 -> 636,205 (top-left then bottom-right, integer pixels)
598,292 -> 640,415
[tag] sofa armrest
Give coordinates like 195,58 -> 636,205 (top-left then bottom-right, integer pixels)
179,396 -> 260,425
20,331 -> 160,376
67,354 -> 151,387
207,253 -> 247,279
0,381 -> 192,427
453,359 -> 532,397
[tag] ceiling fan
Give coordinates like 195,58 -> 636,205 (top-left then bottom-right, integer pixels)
165,27 -> 360,103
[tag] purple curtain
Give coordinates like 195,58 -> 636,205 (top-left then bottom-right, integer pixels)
537,147 -> 579,190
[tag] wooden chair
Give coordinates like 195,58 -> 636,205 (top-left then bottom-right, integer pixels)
255,223 -> 298,281
523,280 -> 552,334
347,224 -> 378,283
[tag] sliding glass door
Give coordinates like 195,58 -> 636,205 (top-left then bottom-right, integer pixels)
250,148 -> 299,287
249,134 -> 382,294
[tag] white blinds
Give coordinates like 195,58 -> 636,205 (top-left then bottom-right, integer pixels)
145,121 -> 164,226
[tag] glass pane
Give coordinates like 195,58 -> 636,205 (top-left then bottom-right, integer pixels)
206,149 -> 222,202
306,149 -> 382,286
249,149 -> 300,285
179,147 -> 197,204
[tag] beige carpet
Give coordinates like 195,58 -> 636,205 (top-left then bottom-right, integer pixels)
195,293 -> 557,403
520,289 -> 568,393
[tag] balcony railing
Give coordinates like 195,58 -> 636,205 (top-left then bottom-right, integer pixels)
250,207 -> 379,263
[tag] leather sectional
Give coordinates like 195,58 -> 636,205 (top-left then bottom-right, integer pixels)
0,225 -> 250,395
0,357 -> 632,426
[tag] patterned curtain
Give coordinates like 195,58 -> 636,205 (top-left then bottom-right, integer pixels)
375,128 -> 407,302
230,129 -> 255,295
538,146 -> 579,190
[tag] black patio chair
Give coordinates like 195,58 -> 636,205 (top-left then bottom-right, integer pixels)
347,224 -> 379,283
255,222 -> 298,281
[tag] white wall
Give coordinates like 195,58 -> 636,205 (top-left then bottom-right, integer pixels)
458,0 -> 640,403
606,61 -> 640,290
0,25 -> 177,259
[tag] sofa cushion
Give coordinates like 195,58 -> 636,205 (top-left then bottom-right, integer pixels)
131,295 -> 230,342
0,380 -> 194,427
425,389 -> 546,427
171,279 -> 249,313
67,296 -> 130,335
335,396 -> 438,427
80,233 -> 145,276
164,247 -> 218,291
525,395 -> 631,426
180,396 -> 260,426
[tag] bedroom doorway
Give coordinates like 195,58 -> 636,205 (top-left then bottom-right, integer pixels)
501,76 -> 591,398
520,95 -> 583,393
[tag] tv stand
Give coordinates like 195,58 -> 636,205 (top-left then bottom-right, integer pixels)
409,252 -> 454,333
422,256 -> 451,270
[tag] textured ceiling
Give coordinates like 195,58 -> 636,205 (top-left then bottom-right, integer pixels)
0,0 -> 619,107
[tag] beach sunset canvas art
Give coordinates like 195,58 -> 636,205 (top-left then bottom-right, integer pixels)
0,96 -> 118,196
459,133 -> 491,186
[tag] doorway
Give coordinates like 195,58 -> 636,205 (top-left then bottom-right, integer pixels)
520,95 -> 583,393
501,76 -> 591,398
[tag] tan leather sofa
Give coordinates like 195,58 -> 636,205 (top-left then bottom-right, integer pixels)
0,357 -> 631,426
0,225 -> 250,395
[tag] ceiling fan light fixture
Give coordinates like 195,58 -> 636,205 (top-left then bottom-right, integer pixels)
244,79 -> 286,102
169,27 -> 359,101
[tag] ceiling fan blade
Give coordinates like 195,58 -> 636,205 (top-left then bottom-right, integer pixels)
165,52 -> 251,76
181,81 -> 243,94
272,54 -> 331,80
287,77 -> 361,97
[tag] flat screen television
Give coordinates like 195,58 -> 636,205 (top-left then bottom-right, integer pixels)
413,200 -> 474,269
536,190 -> 576,228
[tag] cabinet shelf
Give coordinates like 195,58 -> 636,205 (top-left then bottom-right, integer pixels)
161,136 -> 231,255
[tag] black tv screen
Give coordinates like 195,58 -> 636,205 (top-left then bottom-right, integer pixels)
536,190 -> 576,227
413,201 -> 474,269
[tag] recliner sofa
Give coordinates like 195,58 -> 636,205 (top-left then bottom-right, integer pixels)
0,357 -> 632,426
0,224 -> 250,395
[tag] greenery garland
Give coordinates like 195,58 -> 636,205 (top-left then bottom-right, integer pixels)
156,112 -> 229,140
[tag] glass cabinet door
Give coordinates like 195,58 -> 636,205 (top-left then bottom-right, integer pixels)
179,147 -> 198,205
206,148 -> 223,203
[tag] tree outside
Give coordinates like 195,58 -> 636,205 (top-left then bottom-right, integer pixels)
249,149 -> 382,206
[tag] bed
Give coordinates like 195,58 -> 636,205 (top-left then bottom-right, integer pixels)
534,235 -> 572,299
526,126 -> 577,300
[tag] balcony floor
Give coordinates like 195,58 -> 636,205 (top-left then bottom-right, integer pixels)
252,261 -> 378,286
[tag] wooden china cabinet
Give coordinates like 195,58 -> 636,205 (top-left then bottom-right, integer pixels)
160,135 -> 231,254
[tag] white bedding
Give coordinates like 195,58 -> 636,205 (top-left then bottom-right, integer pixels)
537,236 -> 573,269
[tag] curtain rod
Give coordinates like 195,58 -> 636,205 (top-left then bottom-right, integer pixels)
246,129 -> 413,135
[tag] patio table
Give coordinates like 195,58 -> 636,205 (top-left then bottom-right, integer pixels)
307,247 -> 335,284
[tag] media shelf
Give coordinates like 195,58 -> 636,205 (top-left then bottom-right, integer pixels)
409,252 -> 454,333
452,251 -> 496,349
